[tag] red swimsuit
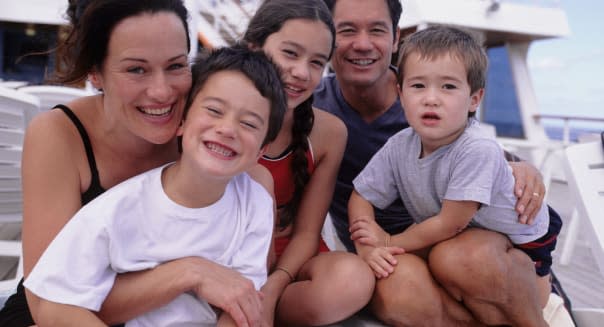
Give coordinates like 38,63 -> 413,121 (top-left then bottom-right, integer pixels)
258,141 -> 330,258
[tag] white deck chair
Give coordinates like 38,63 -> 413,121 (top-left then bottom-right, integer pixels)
560,139 -> 604,276
18,85 -> 94,111
559,138 -> 604,325
0,87 -> 39,292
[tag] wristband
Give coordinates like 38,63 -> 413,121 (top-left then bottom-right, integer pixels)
275,266 -> 295,282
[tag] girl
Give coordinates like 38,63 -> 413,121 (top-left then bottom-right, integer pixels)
245,0 -> 375,325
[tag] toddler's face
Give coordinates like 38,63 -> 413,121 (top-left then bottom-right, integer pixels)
399,52 -> 483,153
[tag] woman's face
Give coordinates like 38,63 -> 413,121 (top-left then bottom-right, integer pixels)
261,18 -> 333,110
92,12 -> 192,145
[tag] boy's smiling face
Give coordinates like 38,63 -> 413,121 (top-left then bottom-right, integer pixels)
178,70 -> 270,179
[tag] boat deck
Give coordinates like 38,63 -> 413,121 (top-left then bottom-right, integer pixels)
1,180 -> 602,322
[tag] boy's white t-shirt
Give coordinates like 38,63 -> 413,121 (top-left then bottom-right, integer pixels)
25,164 -> 274,326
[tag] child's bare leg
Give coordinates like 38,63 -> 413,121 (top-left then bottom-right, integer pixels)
275,252 -> 374,326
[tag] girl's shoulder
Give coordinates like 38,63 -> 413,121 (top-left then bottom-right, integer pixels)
311,107 -> 347,138
309,107 -> 347,160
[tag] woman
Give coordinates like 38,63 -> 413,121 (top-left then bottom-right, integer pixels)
245,1 -> 375,325
0,1 -> 267,326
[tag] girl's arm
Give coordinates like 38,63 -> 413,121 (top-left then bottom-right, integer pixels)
261,110 -> 347,313
390,200 -> 480,252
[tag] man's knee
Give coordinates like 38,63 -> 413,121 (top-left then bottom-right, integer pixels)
429,229 -> 522,290
370,254 -> 442,327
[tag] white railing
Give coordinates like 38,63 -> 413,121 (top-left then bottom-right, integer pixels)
499,0 -> 561,8
534,114 -> 604,145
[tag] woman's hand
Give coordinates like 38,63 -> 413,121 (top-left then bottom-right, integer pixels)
509,161 -> 546,224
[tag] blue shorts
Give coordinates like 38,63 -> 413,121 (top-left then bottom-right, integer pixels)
515,206 -> 562,277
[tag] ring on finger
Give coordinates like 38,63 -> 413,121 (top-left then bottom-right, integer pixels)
532,192 -> 540,197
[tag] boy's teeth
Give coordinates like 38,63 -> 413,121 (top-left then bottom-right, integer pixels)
207,143 -> 234,157
140,106 -> 171,116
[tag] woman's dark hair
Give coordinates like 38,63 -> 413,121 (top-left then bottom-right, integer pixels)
184,45 -> 287,147
53,0 -> 190,85
243,0 -> 335,229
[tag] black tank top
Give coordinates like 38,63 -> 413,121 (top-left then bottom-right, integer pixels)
54,104 -> 107,203
0,105 -> 116,327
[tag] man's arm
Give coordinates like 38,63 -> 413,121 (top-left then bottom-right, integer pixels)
508,160 -> 545,225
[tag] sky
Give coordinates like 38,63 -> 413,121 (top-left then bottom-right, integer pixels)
527,0 -> 604,130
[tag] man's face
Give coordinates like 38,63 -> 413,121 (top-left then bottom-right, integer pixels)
330,0 -> 399,88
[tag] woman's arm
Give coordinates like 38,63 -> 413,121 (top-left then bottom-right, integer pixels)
21,112 -> 193,324
36,300 -> 106,327
21,111 -> 91,323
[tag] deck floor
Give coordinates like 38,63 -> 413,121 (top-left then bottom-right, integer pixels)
1,180 -> 602,322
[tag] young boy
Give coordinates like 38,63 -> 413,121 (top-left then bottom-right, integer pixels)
348,26 -> 561,311
24,46 -> 287,326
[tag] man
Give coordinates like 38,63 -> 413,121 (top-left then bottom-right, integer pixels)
314,0 -> 564,325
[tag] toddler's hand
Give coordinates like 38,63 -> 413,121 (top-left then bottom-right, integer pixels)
359,246 -> 405,279
350,217 -> 390,247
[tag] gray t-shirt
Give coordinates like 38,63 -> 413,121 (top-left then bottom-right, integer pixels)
353,120 -> 549,244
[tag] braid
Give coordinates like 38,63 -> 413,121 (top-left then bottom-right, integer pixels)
278,97 -> 315,229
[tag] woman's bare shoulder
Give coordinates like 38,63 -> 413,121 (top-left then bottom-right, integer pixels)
23,97 -> 99,172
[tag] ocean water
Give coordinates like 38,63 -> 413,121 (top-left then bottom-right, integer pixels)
543,125 -> 602,142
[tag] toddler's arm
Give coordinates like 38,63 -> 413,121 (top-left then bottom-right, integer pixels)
348,190 -> 390,247
391,200 -> 479,252
349,190 -> 404,278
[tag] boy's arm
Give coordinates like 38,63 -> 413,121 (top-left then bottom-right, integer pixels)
36,300 -> 106,327
390,200 -> 479,252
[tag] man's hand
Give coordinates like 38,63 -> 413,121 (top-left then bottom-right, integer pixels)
510,161 -> 546,224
